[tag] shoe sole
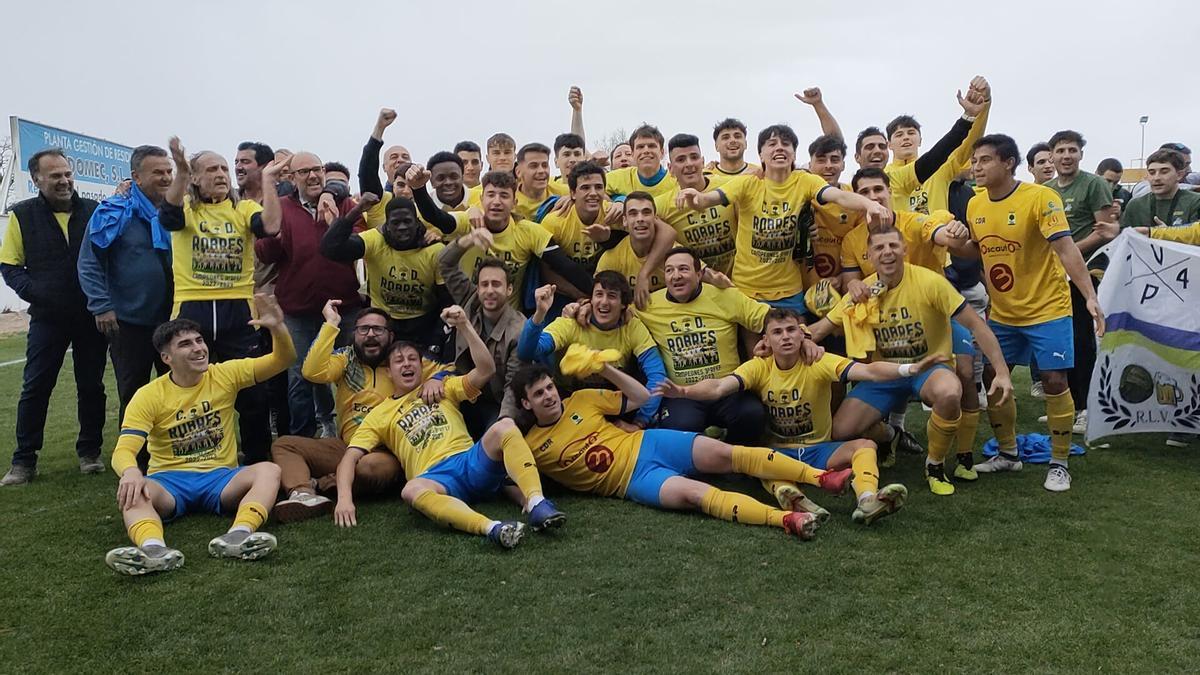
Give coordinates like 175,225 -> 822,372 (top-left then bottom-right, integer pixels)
531,512 -> 566,532
105,547 -> 185,576
209,532 -> 278,560
857,484 -> 907,526
1044,482 -> 1071,492
774,486 -> 832,525
974,462 -> 1023,474
495,523 -> 526,549
784,514 -> 819,540
274,499 -> 333,524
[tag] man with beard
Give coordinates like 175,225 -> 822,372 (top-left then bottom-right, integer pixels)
321,193 -> 449,349
234,142 -> 273,204
270,301 -> 401,522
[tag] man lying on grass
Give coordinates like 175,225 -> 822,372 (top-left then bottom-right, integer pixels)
105,294 -> 295,576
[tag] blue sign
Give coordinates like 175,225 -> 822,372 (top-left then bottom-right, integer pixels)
9,117 -> 133,203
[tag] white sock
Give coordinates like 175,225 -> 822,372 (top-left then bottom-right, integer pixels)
486,519 -> 501,532
889,410 -> 907,427
525,494 -> 545,512
229,525 -> 252,534
1050,459 -> 1069,469
143,538 -> 166,549
857,492 -> 874,505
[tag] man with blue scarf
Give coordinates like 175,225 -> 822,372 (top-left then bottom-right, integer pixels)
78,145 -> 175,425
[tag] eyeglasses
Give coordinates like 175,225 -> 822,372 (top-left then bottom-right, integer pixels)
293,167 -> 325,177
354,325 -> 390,336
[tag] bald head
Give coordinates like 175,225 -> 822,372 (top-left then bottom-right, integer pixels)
384,145 -> 411,179
290,151 -> 325,201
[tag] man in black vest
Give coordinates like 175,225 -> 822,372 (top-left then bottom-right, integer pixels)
0,148 -> 108,485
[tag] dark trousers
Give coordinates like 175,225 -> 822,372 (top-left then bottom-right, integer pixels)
110,320 -> 168,424
13,313 -> 108,467
176,299 -> 271,463
657,391 -> 766,445
262,328 -> 291,438
1069,277 -> 1100,411
461,397 -> 501,440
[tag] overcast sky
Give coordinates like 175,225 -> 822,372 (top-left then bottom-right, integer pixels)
3,0 -> 1198,185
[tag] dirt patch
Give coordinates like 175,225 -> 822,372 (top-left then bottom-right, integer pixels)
0,311 -> 29,336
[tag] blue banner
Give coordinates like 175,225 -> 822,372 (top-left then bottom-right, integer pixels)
10,117 -> 133,203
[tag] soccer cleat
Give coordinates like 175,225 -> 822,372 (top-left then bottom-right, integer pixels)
953,460 -> 979,482
1044,465 -> 1072,492
1072,410 -> 1088,435
772,483 -> 830,525
1030,381 -> 1045,399
208,530 -> 278,560
274,491 -> 334,524
925,463 -> 956,496
0,465 -> 36,486
878,441 -> 896,469
852,483 -> 907,525
891,425 -> 924,455
487,521 -> 526,549
781,511 -> 819,540
79,456 -> 105,474
105,544 -> 185,576
974,453 -> 1022,473
817,467 -> 854,496
527,499 -> 566,532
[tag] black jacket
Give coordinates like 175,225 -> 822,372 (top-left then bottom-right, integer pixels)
1,192 -> 98,319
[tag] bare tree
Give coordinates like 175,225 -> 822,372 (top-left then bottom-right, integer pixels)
596,128 -> 629,155
0,135 -> 13,211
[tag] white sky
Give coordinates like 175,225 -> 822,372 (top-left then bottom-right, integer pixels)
3,0 -> 1198,186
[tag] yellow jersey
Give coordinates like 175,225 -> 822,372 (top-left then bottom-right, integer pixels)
734,353 -> 853,447
636,284 -> 769,384
705,162 -> 761,189
363,192 -> 445,234
514,187 -> 557,222
544,316 -> 657,386
808,184 -> 863,280
360,230 -> 444,320
967,182 -> 1072,326
449,212 -> 554,307
840,209 -> 952,277
825,263 -> 966,363
171,197 -> 262,302
655,184 -> 737,275
888,108 -> 989,214
1149,222 -> 1200,245
347,375 -> 481,479
595,237 -> 664,294
717,171 -> 830,300
538,202 -> 609,267
523,389 -> 641,497
606,167 -> 679,199
301,323 -> 394,441
0,211 -> 70,265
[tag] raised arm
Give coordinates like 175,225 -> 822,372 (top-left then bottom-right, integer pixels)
844,353 -> 948,382
445,305 -> 496,390
246,294 -> 298,381
676,187 -> 725,211
409,168 -> 459,235
321,194 -> 377,261
438,231 -> 486,304
794,87 -> 842,140
568,86 -> 585,145
539,247 -> 593,300
301,300 -> 350,384
599,363 -> 650,411
358,108 -> 396,197
517,285 -> 560,361
821,185 -> 892,224
912,82 -> 987,184
164,136 -> 190,211
258,154 -> 292,236
633,220 -> 679,309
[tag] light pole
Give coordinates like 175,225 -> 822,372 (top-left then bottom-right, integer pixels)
1139,115 -> 1149,168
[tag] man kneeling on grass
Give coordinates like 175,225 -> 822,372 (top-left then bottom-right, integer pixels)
105,294 -> 295,576
511,359 -> 854,540
334,305 -> 565,549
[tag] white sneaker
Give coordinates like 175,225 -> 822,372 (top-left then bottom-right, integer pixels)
274,490 -> 333,523
1030,381 -> 1045,399
1038,415 -> 1048,423
975,453 -> 1023,473
1072,410 -> 1087,435
1044,465 -> 1071,492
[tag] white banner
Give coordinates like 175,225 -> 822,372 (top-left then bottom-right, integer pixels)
1087,230 -> 1200,441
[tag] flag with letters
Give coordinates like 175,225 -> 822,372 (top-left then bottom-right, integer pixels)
1087,231 -> 1200,441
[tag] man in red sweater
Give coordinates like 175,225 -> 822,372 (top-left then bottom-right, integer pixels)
256,152 -> 364,438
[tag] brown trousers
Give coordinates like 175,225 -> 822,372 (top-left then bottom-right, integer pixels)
271,435 -> 401,497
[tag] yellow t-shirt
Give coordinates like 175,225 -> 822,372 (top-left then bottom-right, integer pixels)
808,184 -> 863,280
890,107 -> 989,215
449,212 -> 554,307
0,211 -> 71,266
704,163 -> 761,189
301,322 -> 395,441
884,162 -> 921,214
605,167 -> 679,199
840,209 -> 952,277
718,171 -> 830,300
360,230 -> 444,320
347,375 -> 481,479
544,316 -> 657,386
1149,222 -> 1200,245
514,187 -> 556,222
655,185 -> 736,275
363,191 -> 444,234
966,182 -> 1072,326
538,202 -> 608,267
825,263 -> 965,363
172,197 -> 262,302
636,284 -> 769,384
523,389 -> 641,497
596,237 -> 664,294
734,353 -> 853,447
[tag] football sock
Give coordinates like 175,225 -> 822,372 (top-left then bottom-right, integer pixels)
231,501 -> 268,533
128,518 -> 164,548
731,446 -> 821,486
956,408 -> 981,455
1045,390 -> 1075,464
850,445 -> 879,498
987,389 -> 1018,456
700,486 -> 786,528
926,411 -> 961,465
499,425 -> 544,503
412,489 -> 492,536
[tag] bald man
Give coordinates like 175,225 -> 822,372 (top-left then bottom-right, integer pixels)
357,108 -> 411,195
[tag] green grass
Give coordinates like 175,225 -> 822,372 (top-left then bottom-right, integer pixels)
0,332 -> 1197,672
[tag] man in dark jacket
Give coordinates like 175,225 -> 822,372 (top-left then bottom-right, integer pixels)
0,148 -> 107,484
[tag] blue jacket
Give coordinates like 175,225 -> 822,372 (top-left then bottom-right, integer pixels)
77,212 -> 172,326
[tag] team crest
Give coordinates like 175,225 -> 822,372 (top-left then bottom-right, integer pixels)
570,413 -> 583,425
1007,212 -> 1016,226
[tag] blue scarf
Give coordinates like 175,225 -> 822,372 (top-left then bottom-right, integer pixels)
88,184 -> 171,250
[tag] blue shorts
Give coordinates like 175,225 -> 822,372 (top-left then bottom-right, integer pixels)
148,467 -> 243,521
418,441 -> 506,503
764,290 -> 809,315
987,317 -> 1074,370
776,440 -> 843,470
624,429 -> 698,507
951,319 -> 975,356
847,364 -> 952,416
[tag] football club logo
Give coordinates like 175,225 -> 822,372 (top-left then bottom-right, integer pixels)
1006,212 -> 1017,226
570,413 -> 583,425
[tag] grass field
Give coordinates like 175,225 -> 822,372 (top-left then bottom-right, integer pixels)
0,332 -> 1197,673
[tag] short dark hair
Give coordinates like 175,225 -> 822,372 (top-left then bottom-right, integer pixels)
629,124 -> 665,149
609,143 -> 631,165
130,145 -> 167,173
976,134 -> 1021,175
624,190 -> 656,212
667,133 -> 702,154
567,160 -> 605,192
392,161 -> 413,182
510,363 -> 555,403
665,246 -> 702,270
517,142 -> 552,164
1026,142 -> 1051,167
384,195 -> 417,217
886,115 -> 921,140
1048,130 -> 1086,150
866,224 -> 904,245
855,127 -> 887,155
1147,149 -> 1187,171
354,307 -> 392,326
1096,157 -> 1124,175
553,133 -> 585,155
851,167 -> 889,192
385,340 -> 422,360
477,256 -> 513,284
153,318 -> 203,352
237,141 -> 274,166
323,161 -> 350,177
454,140 -> 481,155
482,170 -> 518,192
486,133 -> 516,151
808,134 -> 847,159
28,148 -> 66,177
427,151 -> 464,172
764,307 -> 803,329
592,270 -> 633,307
712,118 -> 747,141
757,124 -> 799,154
